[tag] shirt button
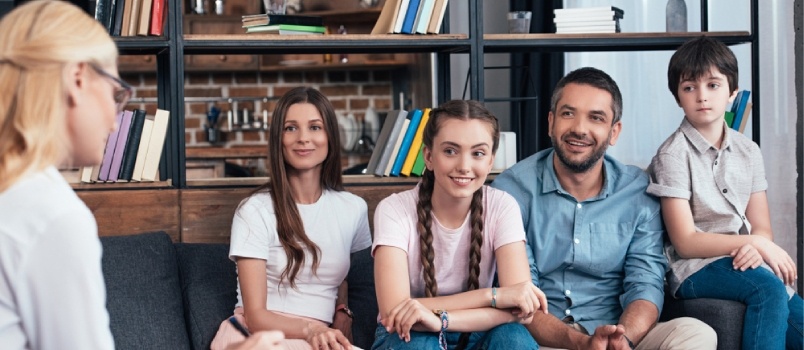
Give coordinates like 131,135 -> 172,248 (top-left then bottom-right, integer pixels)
576,203 -> 582,209
568,266 -> 574,270
722,188 -> 728,193
565,290 -> 571,296
574,238 -> 580,244
714,160 -> 718,165
742,215 -> 746,220
565,309 -> 571,316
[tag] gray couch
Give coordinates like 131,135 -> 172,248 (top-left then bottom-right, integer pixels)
100,232 -> 378,350
100,232 -> 745,350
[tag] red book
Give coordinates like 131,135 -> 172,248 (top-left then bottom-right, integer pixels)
149,0 -> 165,36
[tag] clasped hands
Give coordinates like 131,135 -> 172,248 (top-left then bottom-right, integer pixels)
587,324 -> 634,350
380,281 -> 547,342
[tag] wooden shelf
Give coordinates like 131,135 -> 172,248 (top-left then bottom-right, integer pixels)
71,180 -> 174,191
183,34 -> 470,54
483,31 -> 752,52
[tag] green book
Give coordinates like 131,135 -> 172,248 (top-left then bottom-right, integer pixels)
246,24 -> 326,34
724,111 -> 735,127
410,147 -> 426,176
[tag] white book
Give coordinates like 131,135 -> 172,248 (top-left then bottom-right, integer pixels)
554,6 -> 619,16
80,166 -> 95,183
384,118 -> 410,176
393,0 -> 411,33
131,114 -> 155,181
554,12 -> 616,23
140,109 -> 170,181
557,26 -> 617,34
556,20 -> 616,28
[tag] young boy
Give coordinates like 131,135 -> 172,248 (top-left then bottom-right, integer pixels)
647,36 -> 802,350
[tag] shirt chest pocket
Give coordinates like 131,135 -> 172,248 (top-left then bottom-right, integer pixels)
576,222 -> 632,273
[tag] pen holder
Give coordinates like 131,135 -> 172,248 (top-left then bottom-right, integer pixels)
206,125 -> 221,144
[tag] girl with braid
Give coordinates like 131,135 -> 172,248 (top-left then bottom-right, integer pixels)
371,100 -> 547,350
212,87 -> 372,350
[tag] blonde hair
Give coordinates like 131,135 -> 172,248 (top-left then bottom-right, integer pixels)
0,0 -> 118,191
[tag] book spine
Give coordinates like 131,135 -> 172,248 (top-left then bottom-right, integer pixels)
141,109 -> 170,181
111,0 -> 126,36
731,90 -> 750,131
119,109 -> 147,181
393,0 -> 411,33
383,118 -> 410,176
366,110 -> 401,174
410,147 -> 426,176
390,109 -> 423,176
267,14 -> 324,26
400,0 -> 421,34
98,111 -> 124,181
401,108 -> 430,175
375,110 -> 409,176
148,0 -> 165,36
108,110 -> 134,182
131,115 -> 155,181
137,0 -> 152,36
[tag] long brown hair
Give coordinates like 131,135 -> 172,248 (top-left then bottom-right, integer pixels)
252,86 -> 343,289
417,100 -> 500,298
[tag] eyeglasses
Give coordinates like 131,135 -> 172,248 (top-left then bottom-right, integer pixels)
88,63 -> 133,112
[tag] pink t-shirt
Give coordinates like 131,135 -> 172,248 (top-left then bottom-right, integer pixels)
372,185 -> 526,298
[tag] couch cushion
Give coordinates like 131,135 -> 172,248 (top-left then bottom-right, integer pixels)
101,232 -> 191,350
660,296 -> 745,350
175,243 -> 238,350
348,248 -> 378,349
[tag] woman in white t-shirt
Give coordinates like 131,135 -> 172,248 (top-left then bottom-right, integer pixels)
372,100 -> 547,350
212,87 -> 372,350
0,2 -> 124,349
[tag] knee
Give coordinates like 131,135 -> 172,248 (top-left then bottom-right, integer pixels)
371,327 -> 439,350
666,317 -> 718,349
484,323 -> 538,349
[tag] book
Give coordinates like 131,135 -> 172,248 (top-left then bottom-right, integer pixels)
371,0 -> 402,34
400,0 -> 421,34
121,0 -> 134,36
108,110 -> 134,182
241,14 -> 324,27
390,109 -> 423,176
111,0 -> 126,36
410,147 -> 426,176
374,110 -> 409,176
137,0 -> 153,36
80,166 -> 95,183
131,113 -> 155,181
554,6 -> 624,18
555,20 -> 617,28
554,12 -> 621,23
731,90 -> 750,131
737,102 -> 752,133
426,0 -> 448,34
557,25 -> 619,34
118,109 -> 147,181
724,111 -> 735,127
140,109 -> 170,182
383,116 -> 411,176
393,0 -> 411,33
94,0 -> 114,33
148,0 -> 165,36
126,0 -> 142,36
413,0 -> 435,35
366,110 -> 402,174
245,24 -> 326,34
98,111 -> 124,181
401,108 -> 430,176
90,164 -> 102,182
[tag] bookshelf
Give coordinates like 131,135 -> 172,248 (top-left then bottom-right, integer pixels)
74,0 -> 759,240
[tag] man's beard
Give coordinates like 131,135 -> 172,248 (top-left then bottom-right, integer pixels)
551,132 -> 610,173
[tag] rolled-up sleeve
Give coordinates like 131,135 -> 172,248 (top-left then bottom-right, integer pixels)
647,152 -> 691,200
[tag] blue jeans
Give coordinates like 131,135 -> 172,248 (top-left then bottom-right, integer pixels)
371,322 -> 538,350
677,257 -> 803,350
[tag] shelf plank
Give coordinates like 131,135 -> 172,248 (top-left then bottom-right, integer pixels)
183,34 -> 470,54
483,31 -> 752,52
114,37 -> 171,54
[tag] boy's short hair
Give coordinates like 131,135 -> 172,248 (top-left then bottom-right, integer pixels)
667,36 -> 739,103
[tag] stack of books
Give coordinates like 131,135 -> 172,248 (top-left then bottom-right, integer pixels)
724,90 -> 752,133
94,0 -> 167,37
554,6 -> 623,34
79,109 -> 171,183
370,0 -> 450,35
241,13 -> 325,34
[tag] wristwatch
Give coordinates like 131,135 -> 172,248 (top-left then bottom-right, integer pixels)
336,304 -> 353,319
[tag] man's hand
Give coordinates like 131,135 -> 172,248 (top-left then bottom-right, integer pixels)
582,324 -> 625,350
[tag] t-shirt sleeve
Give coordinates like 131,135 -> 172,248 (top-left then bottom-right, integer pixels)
20,210 -> 115,350
351,197 -> 372,253
371,194 -> 413,256
229,196 -> 275,261
647,152 -> 691,199
488,188 -> 527,250
749,143 -> 769,193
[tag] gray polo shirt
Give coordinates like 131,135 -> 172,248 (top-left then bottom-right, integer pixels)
646,119 -> 768,294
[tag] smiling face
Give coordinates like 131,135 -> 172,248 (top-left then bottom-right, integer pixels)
281,102 -> 329,175
424,117 -> 495,201
548,83 -> 621,174
676,67 -> 738,129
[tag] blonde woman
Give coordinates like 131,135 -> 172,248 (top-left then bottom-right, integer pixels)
0,1 -> 126,348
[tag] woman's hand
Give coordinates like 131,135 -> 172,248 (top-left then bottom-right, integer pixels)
304,322 -> 351,350
331,309 -> 354,344
730,244 -> 763,271
495,281 -> 548,324
226,330 -> 285,350
381,298 -> 441,342
754,239 -> 798,285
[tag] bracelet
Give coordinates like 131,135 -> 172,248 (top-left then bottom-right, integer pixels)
623,334 -> 636,350
432,309 -> 449,350
335,303 -> 353,319
491,287 -> 497,308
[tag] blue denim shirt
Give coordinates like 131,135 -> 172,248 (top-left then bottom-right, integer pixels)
491,149 -> 667,332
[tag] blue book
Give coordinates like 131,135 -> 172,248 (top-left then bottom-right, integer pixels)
390,109 -> 423,176
400,0 -> 421,34
731,90 -> 750,131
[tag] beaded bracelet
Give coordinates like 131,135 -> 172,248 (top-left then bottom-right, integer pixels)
491,287 -> 497,308
433,309 -> 449,350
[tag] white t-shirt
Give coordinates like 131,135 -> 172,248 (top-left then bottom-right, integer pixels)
372,185 -> 525,298
230,189 -> 372,323
0,167 -> 114,350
